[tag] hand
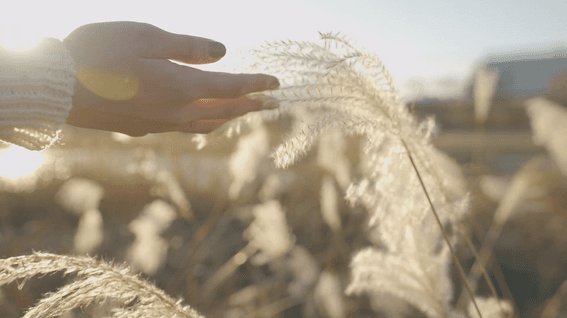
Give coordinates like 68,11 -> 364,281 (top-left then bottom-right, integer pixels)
62,21 -> 280,136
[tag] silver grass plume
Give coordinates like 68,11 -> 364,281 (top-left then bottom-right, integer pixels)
0,252 -> 202,318
525,97 -> 567,176
212,32 -> 471,317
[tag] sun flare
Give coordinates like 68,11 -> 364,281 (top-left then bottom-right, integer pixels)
0,145 -> 45,180
0,25 -> 43,52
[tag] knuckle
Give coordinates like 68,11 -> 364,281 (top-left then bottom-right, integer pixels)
211,84 -> 241,100
132,22 -> 155,34
226,86 -> 243,99
182,38 -> 200,61
199,72 -> 245,99
129,23 -> 160,48
131,25 -> 152,41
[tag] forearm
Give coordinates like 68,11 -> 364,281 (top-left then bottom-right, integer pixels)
0,37 -> 75,151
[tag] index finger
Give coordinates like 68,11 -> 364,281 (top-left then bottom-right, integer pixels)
138,25 -> 226,64
193,70 -> 280,99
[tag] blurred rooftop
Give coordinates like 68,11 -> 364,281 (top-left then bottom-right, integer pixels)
404,41 -> 567,105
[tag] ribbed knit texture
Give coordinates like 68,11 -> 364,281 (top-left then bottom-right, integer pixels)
0,38 -> 75,151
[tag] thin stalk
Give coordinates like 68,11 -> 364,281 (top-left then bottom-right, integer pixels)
401,139 -> 482,318
460,224 -> 518,318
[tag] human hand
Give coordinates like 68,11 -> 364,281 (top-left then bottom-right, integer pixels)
62,21 -> 280,136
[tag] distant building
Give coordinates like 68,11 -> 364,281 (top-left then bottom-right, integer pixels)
465,46 -> 567,104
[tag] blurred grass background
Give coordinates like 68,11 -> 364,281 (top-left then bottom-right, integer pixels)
0,48 -> 567,318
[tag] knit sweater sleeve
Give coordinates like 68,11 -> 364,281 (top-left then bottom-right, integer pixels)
0,38 -> 76,151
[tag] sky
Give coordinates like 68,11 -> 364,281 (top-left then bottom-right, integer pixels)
1,0 -> 566,101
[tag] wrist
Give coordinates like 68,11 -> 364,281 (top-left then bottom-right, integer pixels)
0,38 -> 77,150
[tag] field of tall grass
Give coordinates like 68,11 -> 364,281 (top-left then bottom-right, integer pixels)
1,32 -> 566,318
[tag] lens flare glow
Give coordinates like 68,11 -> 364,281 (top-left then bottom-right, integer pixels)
75,65 -> 140,101
0,26 -> 43,52
0,145 -> 45,179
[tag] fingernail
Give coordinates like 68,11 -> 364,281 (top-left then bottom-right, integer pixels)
266,78 -> 280,90
208,41 -> 226,59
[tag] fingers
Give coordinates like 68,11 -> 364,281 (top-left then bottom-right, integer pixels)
66,97 -> 267,136
193,70 -> 280,99
64,21 -> 226,68
166,97 -> 264,126
190,96 -> 264,120
172,97 -> 267,133
136,59 -> 279,102
138,25 -> 226,64
133,25 -> 282,100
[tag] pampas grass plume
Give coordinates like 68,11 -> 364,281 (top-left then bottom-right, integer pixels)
0,252 -> 202,318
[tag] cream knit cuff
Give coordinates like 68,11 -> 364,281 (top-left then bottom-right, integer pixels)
0,38 -> 76,151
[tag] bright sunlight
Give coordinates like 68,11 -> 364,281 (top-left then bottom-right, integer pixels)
0,25 -> 43,52
0,145 -> 45,180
